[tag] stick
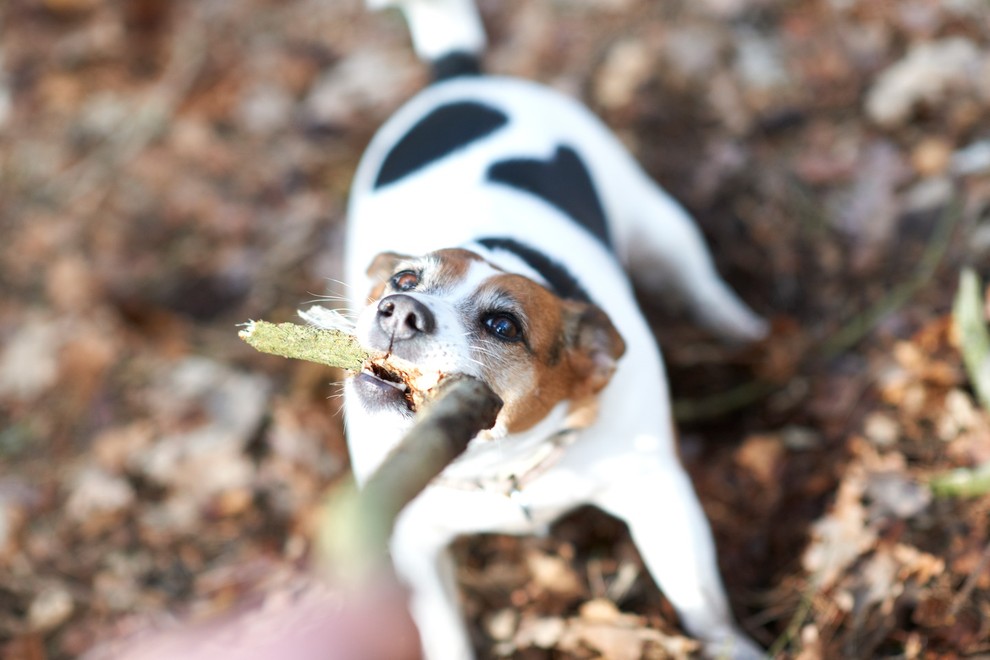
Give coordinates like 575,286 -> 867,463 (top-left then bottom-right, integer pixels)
317,374 -> 502,579
950,539 -> 990,615
238,320 -> 372,371
237,319 -> 504,577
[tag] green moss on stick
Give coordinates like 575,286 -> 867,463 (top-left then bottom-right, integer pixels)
238,320 -> 371,371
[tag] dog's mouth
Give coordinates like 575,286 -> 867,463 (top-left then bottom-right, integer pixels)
352,358 -> 418,414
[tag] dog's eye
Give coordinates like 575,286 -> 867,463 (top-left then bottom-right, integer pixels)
391,270 -> 419,291
483,313 -> 523,342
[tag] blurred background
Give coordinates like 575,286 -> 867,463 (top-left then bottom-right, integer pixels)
1,0 -> 990,657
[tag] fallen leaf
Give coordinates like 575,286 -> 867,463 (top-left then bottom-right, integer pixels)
803,467 -> 877,590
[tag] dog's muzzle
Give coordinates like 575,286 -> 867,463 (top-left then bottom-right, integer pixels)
351,294 -> 438,415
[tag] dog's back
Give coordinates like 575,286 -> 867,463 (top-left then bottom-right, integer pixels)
346,0 -> 765,342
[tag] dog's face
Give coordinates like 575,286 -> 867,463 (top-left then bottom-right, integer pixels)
351,248 -> 625,435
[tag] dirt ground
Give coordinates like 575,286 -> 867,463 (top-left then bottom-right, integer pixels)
2,0 -> 990,658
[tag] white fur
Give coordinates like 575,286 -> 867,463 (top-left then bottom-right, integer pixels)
346,76 -> 767,342
330,3 -> 767,658
370,0 -> 486,61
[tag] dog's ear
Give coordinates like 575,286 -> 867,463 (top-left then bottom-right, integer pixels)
365,251 -> 413,302
563,302 -> 626,396
559,301 -> 625,428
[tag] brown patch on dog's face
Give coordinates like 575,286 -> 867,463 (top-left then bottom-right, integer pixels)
364,249 -> 482,303
473,274 -> 625,434
427,248 -> 484,290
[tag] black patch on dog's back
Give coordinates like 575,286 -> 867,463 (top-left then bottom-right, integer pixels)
431,52 -> 482,81
375,102 -> 508,189
487,146 -> 611,248
477,237 -> 591,303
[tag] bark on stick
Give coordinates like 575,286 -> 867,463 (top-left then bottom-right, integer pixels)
318,375 -> 502,579
238,320 -> 372,371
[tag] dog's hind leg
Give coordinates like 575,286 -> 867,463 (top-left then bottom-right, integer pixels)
606,163 -> 768,343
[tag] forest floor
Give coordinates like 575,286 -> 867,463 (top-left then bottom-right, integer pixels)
2,0 -> 990,658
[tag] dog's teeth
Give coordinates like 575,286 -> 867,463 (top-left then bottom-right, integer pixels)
382,379 -> 407,392
365,367 -> 408,391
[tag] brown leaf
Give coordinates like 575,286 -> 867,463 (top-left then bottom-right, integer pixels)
525,550 -> 584,598
803,467 -> 877,590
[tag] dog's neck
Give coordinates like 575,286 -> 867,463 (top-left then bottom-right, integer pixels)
436,400 -> 573,484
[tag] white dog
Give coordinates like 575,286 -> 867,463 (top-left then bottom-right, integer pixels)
316,0 -> 767,657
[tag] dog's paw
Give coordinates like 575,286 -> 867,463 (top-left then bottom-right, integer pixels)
697,287 -> 769,345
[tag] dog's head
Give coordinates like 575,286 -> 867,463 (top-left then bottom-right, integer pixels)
350,247 -> 625,436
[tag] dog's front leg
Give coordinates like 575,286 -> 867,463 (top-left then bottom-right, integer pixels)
389,486 -> 536,660
391,488 -> 474,660
390,515 -> 470,660
592,457 -> 763,659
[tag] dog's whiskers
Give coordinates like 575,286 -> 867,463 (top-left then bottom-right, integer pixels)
464,356 -> 487,368
324,277 -> 356,292
303,293 -> 358,313
469,345 -> 500,359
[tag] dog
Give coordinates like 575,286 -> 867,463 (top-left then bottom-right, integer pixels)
315,0 -> 768,657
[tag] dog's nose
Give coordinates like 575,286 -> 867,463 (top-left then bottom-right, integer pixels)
377,294 -> 436,339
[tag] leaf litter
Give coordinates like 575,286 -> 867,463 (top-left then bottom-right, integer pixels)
1,0 -> 990,657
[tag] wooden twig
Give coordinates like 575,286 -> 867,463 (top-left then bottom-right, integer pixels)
317,375 -> 502,579
821,197 -> 960,358
238,320 -> 372,371
238,319 -> 503,578
673,380 -> 777,423
950,539 -> 990,616
764,585 -> 815,659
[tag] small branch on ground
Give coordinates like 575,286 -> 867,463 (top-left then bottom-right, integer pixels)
950,539 -> 990,616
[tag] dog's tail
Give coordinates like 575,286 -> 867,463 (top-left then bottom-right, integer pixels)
368,0 -> 486,80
